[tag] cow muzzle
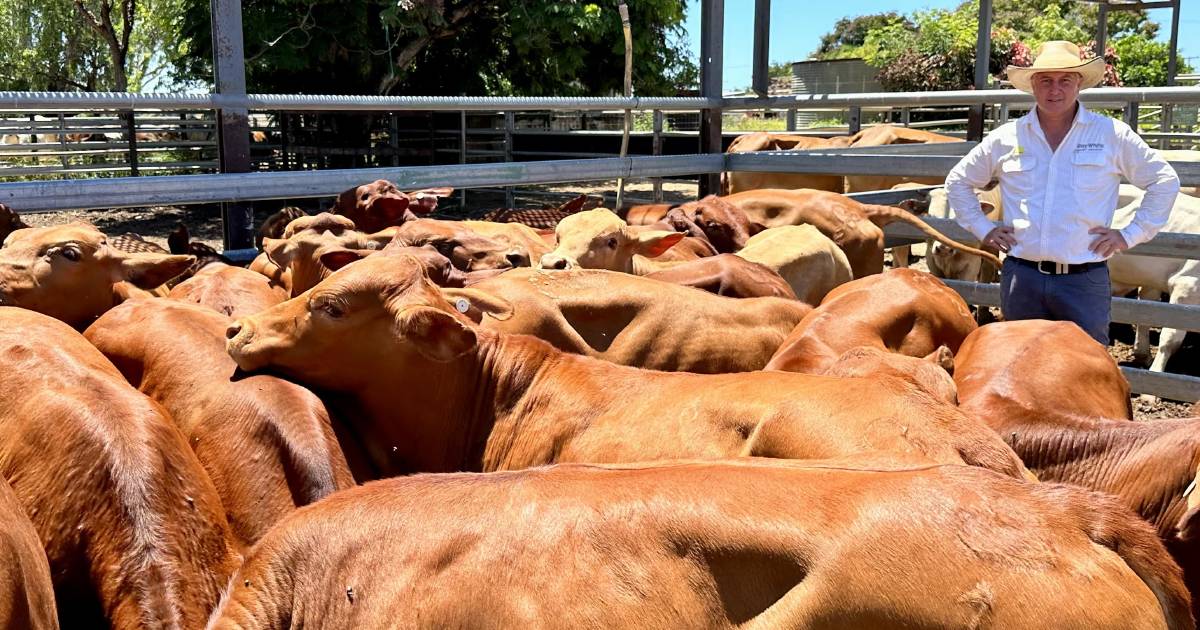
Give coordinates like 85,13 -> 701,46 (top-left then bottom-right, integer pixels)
225,320 -> 267,371
537,253 -> 573,270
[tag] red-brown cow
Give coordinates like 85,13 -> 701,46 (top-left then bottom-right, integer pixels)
333,180 -> 452,233
0,223 -> 193,328
722,188 -> 999,277
85,300 -> 357,545
765,268 -> 977,375
0,308 -> 240,629
225,251 -> 1026,481
168,263 -> 288,318
210,460 -> 1191,630
954,319 -> 1200,616
0,474 -> 57,630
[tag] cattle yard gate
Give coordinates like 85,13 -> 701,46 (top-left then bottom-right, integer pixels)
1,0 -> 1198,402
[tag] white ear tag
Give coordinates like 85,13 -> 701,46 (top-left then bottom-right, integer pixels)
455,298 -> 470,313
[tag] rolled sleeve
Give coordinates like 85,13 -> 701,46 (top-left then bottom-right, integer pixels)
945,136 -> 1002,241
1116,126 -> 1180,248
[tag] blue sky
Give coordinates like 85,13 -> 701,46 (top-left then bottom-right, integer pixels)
681,0 -> 1200,93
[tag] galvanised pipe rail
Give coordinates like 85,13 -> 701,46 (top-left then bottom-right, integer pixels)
0,93 -> 718,112
4,86 -> 1200,113
0,154 -> 725,212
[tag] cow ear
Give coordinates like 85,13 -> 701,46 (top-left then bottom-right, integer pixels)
119,252 -> 195,288
410,189 -> 450,215
748,221 -> 767,236
318,248 -> 372,272
397,306 -> 477,362
440,288 -> 513,322
634,230 -> 684,258
924,345 -> 955,374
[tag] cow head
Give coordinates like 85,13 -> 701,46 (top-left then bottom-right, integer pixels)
667,196 -> 763,253
824,345 -> 958,405
259,213 -> 384,296
333,181 -> 452,233
538,208 -> 683,272
226,250 -> 511,387
0,203 -> 28,244
393,219 -> 525,271
0,222 -> 193,328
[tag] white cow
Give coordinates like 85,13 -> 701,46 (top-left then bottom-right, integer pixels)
905,186 -> 1003,283
1110,185 -> 1200,376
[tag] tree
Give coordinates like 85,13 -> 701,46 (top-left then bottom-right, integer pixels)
0,0 -> 183,91
813,12 -> 912,60
1114,34 -> 1193,87
173,0 -> 697,97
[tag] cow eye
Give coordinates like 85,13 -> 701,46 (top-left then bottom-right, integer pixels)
361,193 -> 370,201
606,237 -> 618,249
312,297 -> 346,319
57,246 -> 82,262
435,241 -> 455,255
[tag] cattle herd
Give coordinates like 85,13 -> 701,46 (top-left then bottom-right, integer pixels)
0,125 -> 1198,628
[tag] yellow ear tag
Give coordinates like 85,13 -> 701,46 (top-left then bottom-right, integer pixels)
455,298 -> 470,313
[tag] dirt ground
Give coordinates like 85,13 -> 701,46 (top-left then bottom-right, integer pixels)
17,177 -> 1197,420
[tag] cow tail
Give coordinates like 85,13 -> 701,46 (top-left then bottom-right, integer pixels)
863,203 -> 1002,269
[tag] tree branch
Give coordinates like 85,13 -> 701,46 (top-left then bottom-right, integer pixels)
377,1 -> 486,94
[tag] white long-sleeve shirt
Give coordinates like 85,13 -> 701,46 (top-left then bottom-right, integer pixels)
945,104 -> 1180,264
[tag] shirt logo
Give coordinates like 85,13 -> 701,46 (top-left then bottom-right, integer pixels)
1075,142 -> 1104,152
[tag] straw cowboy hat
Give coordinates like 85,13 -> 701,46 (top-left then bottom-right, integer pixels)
1007,40 -> 1105,93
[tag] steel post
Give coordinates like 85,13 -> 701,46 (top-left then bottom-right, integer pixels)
699,0 -> 724,196
210,0 -> 253,249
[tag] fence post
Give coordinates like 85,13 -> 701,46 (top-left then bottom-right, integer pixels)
848,106 -> 861,135
210,0 -> 254,250
460,110 -> 468,210
390,113 -> 400,167
698,0 -> 724,197
57,113 -> 69,169
900,107 -> 910,127
652,109 -> 664,202
504,111 -> 515,209
28,114 -> 38,166
786,107 -> 796,131
1161,104 -> 1173,149
280,112 -> 290,170
1124,102 -> 1141,131
124,111 -> 139,177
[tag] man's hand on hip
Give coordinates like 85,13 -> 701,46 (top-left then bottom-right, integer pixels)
983,226 -> 1016,252
1087,227 -> 1129,258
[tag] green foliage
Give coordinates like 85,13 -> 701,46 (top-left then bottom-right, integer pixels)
815,0 -> 1175,92
174,0 -> 697,97
813,12 -> 911,60
1114,34 -> 1193,87
0,0 -> 183,91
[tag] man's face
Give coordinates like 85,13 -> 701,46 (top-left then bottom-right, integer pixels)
1031,71 -> 1082,118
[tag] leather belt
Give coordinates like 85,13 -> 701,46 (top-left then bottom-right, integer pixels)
1009,256 -> 1106,275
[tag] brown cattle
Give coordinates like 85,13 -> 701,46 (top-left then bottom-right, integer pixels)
843,124 -> 964,193
464,267 -> 809,372
736,225 -> 853,304
824,345 -> 958,405
332,180 -> 452,233
0,223 -> 193,328
460,220 -> 554,263
168,263 -> 287,318
954,320 -> 1200,615
721,132 -> 845,194
539,208 -> 685,272
723,188 -> 1001,277
253,212 -> 378,296
255,206 -> 306,249
392,219 -> 528,270
210,460 -> 1190,630
0,203 -> 29,243
0,475 -> 57,630
84,300 -> 356,545
766,269 -> 977,375
643,254 -> 797,299
225,251 -> 1027,481
0,308 -> 240,629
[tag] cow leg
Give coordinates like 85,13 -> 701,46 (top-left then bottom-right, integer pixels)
1135,287 -> 1162,364
1142,279 -> 1199,403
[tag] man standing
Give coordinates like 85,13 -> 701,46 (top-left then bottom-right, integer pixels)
945,40 -> 1179,345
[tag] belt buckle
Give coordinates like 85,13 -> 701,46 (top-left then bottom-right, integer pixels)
1036,261 -> 1068,275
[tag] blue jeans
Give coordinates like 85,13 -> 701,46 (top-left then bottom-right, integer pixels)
999,258 -> 1112,345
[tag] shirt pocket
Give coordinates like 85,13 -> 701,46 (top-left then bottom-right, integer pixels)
999,156 -> 1038,198
1072,151 -> 1113,192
